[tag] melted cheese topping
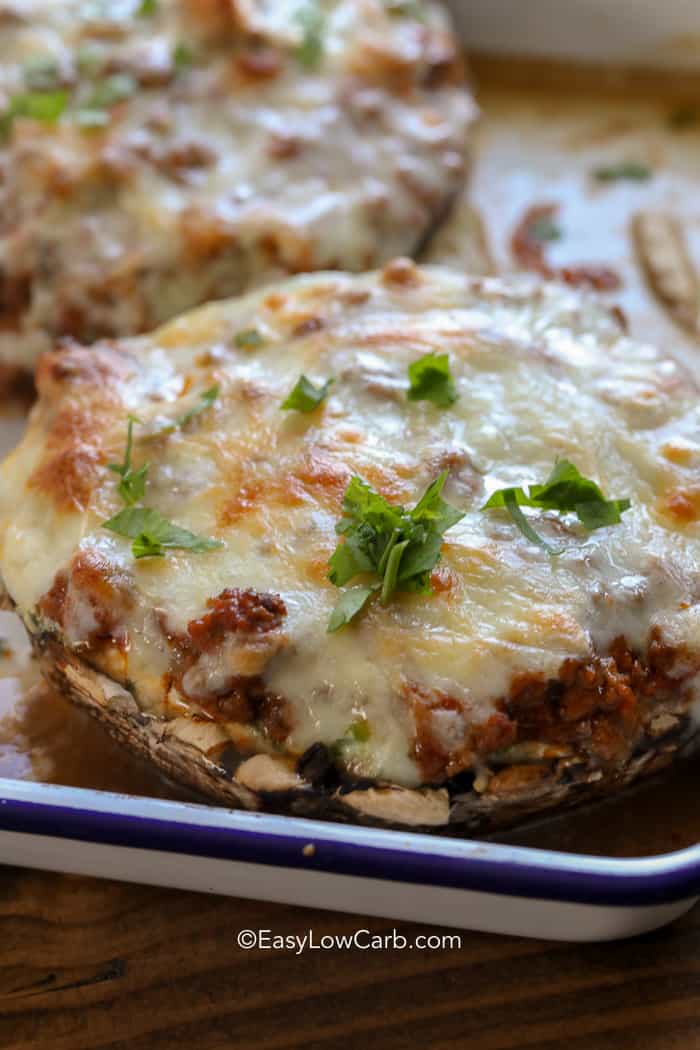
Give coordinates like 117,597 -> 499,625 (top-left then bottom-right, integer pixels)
1,263 -> 699,786
0,0 -> 473,368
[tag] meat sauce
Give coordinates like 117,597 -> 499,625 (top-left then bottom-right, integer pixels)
37,541 -> 695,796
186,588 -> 287,650
410,629 -> 694,791
3,642 -> 700,859
163,588 -> 292,742
39,550 -> 132,649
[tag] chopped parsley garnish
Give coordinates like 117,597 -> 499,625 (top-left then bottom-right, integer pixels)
76,74 -> 136,129
142,385 -> 220,438
383,0 -> 425,17
592,161 -> 652,183
103,506 -> 223,559
327,471 -> 464,631
327,585 -> 378,632
529,215 -> 562,242
234,328 -> 264,350
407,352 -> 458,407
0,90 -> 68,140
76,44 -> 105,76
294,3 -> 325,69
482,459 -> 631,555
137,0 -> 158,15
173,384 -> 219,430
107,416 -> 149,506
86,73 -> 136,110
12,90 -> 68,121
348,717 -> 371,742
103,415 -> 222,559
23,56 -> 61,92
173,42 -> 194,70
282,375 -> 334,413
332,717 -> 372,756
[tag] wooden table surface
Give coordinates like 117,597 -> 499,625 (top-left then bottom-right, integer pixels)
1,862 -> 699,1050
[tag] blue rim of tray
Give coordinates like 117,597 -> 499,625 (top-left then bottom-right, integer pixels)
0,779 -> 699,907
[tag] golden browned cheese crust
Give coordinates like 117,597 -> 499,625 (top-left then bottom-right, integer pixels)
0,0 -> 474,369
1,262 -> 700,826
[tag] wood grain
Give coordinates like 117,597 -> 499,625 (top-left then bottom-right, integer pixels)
2,865 -> 700,1050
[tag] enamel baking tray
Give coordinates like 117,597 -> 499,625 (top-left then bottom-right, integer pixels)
2,778 -> 700,941
2,1 -> 700,941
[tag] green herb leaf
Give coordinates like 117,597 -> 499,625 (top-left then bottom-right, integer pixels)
107,416 -> 148,505
86,73 -> 136,109
104,413 -> 223,559
23,56 -> 61,92
407,352 -> 458,407
348,717 -> 371,742
593,161 -> 652,183
282,374 -> 334,413
410,471 -> 466,535
380,537 -> 409,604
294,3 -> 324,69
327,585 -> 378,633
173,42 -> 194,70
331,715 -> 372,757
234,327 -> 264,350
395,530 -> 444,586
327,533 -> 375,586
131,532 -> 166,559
76,43 -> 105,76
103,506 -> 223,559
383,0 -> 425,18
327,470 -> 464,629
142,386 -> 220,440
14,90 -> 68,121
397,473 -> 464,582
116,463 -> 148,506
175,384 -> 219,430
108,416 -> 139,483
575,497 -> 631,531
138,0 -> 158,15
504,488 -> 563,556
481,486 -> 531,511
1,89 -> 69,140
335,476 -> 404,542
529,215 -> 562,242
526,460 -> 606,512
482,460 -> 631,553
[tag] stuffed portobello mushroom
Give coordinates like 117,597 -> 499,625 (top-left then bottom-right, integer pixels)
0,0 -> 474,375
1,261 -> 699,829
